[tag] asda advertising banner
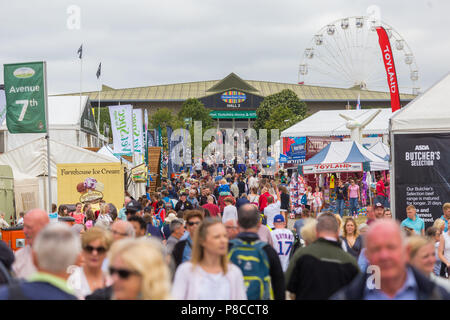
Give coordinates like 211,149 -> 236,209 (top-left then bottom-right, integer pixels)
3,61 -> 47,133
108,104 -> 133,156
394,133 -> 450,227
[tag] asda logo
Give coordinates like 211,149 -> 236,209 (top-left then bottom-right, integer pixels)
13,67 -> 35,79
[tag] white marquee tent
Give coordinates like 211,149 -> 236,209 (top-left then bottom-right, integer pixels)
0,95 -> 106,152
368,141 -> 390,161
0,137 -> 120,214
281,109 -> 392,146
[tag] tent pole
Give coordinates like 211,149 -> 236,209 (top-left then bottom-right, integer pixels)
44,61 -> 52,213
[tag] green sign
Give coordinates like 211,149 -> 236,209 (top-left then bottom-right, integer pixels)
3,61 -> 47,133
209,110 -> 256,119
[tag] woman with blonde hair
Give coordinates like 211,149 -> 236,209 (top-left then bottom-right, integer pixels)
68,226 -> 114,299
407,235 -> 450,292
340,217 -> 363,259
171,218 -> 247,300
300,218 -> 317,246
107,238 -> 171,300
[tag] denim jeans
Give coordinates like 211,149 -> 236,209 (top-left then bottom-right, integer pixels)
336,199 -> 345,217
350,197 -> 359,215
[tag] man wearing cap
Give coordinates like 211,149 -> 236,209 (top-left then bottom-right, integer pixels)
271,214 -> 295,272
125,200 -> 143,219
400,205 -> 425,236
374,202 -> 385,220
174,193 -> 193,214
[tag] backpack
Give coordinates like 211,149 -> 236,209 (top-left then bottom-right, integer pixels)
228,238 -> 274,300
154,208 -> 164,227
300,193 -> 307,205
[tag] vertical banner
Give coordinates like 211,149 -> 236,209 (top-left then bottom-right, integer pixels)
0,88 -> 6,125
158,125 -> 163,179
147,130 -> 155,147
394,133 -> 450,228
132,109 -> 143,154
376,26 -> 401,112
166,126 -> 173,178
108,104 -> 133,156
3,61 -> 47,133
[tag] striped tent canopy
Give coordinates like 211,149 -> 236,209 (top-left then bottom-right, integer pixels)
299,141 -> 388,174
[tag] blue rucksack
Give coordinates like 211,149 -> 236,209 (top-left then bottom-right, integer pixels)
228,238 -> 274,300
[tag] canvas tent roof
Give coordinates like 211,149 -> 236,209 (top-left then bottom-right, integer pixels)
299,141 -> 389,173
281,108 -> 392,138
0,137 -> 119,178
368,141 -> 390,161
390,73 -> 450,133
1,95 -> 92,130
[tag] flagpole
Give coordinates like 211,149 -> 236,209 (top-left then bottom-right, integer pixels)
44,61 -> 52,213
97,73 -> 101,146
79,52 -> 83,122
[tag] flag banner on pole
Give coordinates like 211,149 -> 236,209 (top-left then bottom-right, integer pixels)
376,26 -> 401,112
108,104 -> 133,156
96,62 -> 101,79
0,88 -> 6,125
356,93 -> 361,110
158,125 -> 163,178
77,44 -> 83,59
167,126 -> 174,178
147,130 -> 155,147
132,109 -> 144,154
3,61 -> 47,133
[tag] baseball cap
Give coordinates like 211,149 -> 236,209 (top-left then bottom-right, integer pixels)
126,200 -> 142,213
274,214 -> 285,223
374,202 -> 384,209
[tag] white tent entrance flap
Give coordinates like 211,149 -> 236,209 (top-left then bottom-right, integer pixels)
299,141 -> 388,174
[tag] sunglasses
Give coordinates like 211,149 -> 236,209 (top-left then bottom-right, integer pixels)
109,267 -> 139,279
187,221 -> 201,226
84,245 -> 107,254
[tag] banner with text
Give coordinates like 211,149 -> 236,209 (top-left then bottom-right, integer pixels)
394,133 -> 450,227
3,61 -> 47,133
376,26 -> 401,112
109,104 -> 133,156
132,109 -> 144,154
280,136 -> 306,163
302,162 -> 363,175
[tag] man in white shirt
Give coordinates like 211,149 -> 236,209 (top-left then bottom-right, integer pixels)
264,196 -> 281,229
271,214 -> 295,272
222,197 -> 238,223
12,209 -> 50,279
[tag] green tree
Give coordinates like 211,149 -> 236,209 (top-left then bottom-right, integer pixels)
178,98 -> 213,128
254,89 -> 307,131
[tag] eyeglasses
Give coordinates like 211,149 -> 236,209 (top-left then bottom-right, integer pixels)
109,267 -> 139,279
187,221 -> 201,226
84,245 -> 107,254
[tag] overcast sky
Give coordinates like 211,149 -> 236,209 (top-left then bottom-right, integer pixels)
0,0 -> 448,95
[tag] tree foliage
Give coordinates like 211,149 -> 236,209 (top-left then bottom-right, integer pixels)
178,98 -> 213,128
254,89 -> 307,131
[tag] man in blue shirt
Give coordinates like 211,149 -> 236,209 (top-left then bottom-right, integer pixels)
332,219 -> 450,300
440,203 -> 450,232
400,205 -> 425,236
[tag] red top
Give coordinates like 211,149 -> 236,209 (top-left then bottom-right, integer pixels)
155,208 -> 166,222
258,192 -> 272,213
202,203 -> 221,217
376,180 -> 386,197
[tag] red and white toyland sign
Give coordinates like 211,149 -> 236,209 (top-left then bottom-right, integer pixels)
302,162 -> 363,174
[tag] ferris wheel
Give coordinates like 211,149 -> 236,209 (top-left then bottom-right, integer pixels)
298,16 -> 420,95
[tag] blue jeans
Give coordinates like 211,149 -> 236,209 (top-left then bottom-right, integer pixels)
336,199 -> 345,217
350,197 -> 359,215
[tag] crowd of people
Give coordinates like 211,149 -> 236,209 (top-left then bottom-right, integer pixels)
0,160 -> 449,300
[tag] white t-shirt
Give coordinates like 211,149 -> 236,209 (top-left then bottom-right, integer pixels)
222,205 -> 238,223
264,201 -> 281,229
196,267 -> 231,300
271,228 -> 295,272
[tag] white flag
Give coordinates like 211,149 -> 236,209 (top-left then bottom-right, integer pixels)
0,88 -> 6,125
132,109 -> 144,154
108,104 -> 133,155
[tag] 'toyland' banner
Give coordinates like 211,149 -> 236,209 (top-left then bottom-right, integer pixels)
109,104 -> 133,156
376,26 -> 401,112
280,137 -> 306,163
302,162 -> 362,175
394,133 -> 450,227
